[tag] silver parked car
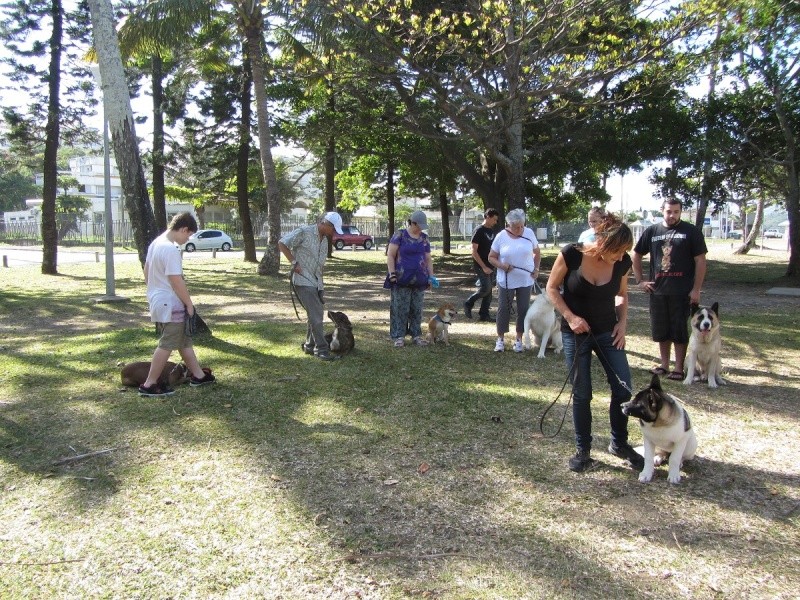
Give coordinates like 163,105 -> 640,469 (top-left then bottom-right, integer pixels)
181,229 -> 233,252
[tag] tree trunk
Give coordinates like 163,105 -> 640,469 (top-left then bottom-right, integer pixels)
151,53 -> 167,231
773,85 -> 799,279
41,0 -> 62,275
233,3 -> 281,276
386,162 -> 395,239
238,52 -> 257,262
733,195 -> 765,255
87,0 -> 157,267
438,178 -> 450,255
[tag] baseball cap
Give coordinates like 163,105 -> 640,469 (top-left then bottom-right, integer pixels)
323,212 -> 344,234
409,210 -> 428,229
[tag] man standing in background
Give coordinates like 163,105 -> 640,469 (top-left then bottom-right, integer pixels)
463,208 -> 500,322
632,198 -> 708,381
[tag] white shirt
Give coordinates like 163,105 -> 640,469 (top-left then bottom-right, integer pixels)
145,232 -> 184,323
492,227 -> 539,289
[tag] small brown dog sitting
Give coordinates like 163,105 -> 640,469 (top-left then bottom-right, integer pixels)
426,302 -> 457,345
324,310 -> 355,355
120,361 -> 190,388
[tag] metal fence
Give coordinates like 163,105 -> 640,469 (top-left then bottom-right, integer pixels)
0,214 -> 575,246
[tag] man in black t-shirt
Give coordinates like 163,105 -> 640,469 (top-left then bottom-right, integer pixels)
464,208 -> 499,321
632,198 -> 708,380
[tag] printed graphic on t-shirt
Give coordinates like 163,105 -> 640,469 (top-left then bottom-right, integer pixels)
654,230 -> 683,278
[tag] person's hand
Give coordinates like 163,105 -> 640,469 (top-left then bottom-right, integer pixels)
689,289 -> 701,305
566,313 -> 589,334
639,280 -> 654,293
612,321 -> 626,349
292,262 -> 302,274
482,265 -> 492,275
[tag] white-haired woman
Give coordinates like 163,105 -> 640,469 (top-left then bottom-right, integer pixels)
487,208 -> 541,352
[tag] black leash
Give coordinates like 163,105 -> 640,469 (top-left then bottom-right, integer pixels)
538,330 -> 632,438
289,277 -> 304,321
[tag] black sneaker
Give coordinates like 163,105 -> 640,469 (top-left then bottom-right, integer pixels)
463,303 -> 473,319
138,383 -> 175,397
315,351 -> 341,361
190,371 -> 216,387
608,442 -> 645,470
568,449 -> 595,472
479,314 -> 496,322
300,342 -> 314,355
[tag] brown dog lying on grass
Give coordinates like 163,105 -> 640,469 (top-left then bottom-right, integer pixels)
120,361 -> 191,388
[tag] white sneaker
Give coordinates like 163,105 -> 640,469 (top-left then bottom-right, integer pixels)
513,340 -> 524,353
494,338 -> 505,352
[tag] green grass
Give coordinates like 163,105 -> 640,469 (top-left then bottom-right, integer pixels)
0,245 -> 798,598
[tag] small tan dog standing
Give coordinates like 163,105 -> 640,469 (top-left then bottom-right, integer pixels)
427,303 -> 457,345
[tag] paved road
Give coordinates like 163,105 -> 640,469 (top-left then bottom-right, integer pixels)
0,246 -> 246,268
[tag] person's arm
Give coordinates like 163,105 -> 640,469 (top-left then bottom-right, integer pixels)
386,242 -> 399,284
632,251 -> 652,293
532,245 -> 541,279
546,253 -> 589,334
278,241 -> 301,274
690,253 -> 707,304
472,243 -> 492,274
612,273 -> 629,349
488,248 -> 511,273
143,261 -> 149,286
168,274 -> 194,315
425,251 -> 434,278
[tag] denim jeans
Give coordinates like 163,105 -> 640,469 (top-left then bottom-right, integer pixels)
465,269 -> 494,318
562,329 -> 633,452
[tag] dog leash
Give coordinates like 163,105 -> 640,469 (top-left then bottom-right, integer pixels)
538,330 -> 633,438
289,278 -> 304,321
539,334 -> 582,438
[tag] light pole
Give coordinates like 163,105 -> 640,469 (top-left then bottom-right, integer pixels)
90,65 -> 126,303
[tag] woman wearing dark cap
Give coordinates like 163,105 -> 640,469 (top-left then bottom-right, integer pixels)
385,211 -> 434,347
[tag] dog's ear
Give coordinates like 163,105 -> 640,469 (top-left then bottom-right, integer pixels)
710,302 -> 719,316
690,303 -> 700,315
650,373 -> 662,389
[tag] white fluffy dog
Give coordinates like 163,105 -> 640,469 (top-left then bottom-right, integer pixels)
523,294 -> 563,358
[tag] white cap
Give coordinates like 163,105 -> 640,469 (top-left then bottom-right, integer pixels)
323,212 -> 344,234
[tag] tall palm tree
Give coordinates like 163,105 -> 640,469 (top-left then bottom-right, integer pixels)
117,0 -> 283,274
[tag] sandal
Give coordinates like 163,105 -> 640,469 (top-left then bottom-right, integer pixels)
667,371 -> 685,381
649,366 -> 669,375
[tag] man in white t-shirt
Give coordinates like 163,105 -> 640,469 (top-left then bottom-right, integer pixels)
139,212 -> 216,397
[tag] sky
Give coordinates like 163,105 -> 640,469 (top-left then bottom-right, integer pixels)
605,170 -> 662,214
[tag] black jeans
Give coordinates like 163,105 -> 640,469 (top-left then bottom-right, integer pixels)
465,269 -> 494,318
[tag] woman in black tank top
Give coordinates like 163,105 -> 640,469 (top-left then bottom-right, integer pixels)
545,213 -> 644,474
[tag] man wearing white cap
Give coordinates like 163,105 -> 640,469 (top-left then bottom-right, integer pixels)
279,212 -> 344,360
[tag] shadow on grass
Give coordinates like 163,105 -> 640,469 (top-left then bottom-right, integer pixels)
1,251 -> 798,596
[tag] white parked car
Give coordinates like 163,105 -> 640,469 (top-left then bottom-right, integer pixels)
764,228 -> 782,238
181,229 -> 233,252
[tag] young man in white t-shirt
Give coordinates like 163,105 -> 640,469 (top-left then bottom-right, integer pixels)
139,212 -> 216,397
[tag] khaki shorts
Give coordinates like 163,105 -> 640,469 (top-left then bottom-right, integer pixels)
156,321 -> 192,351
